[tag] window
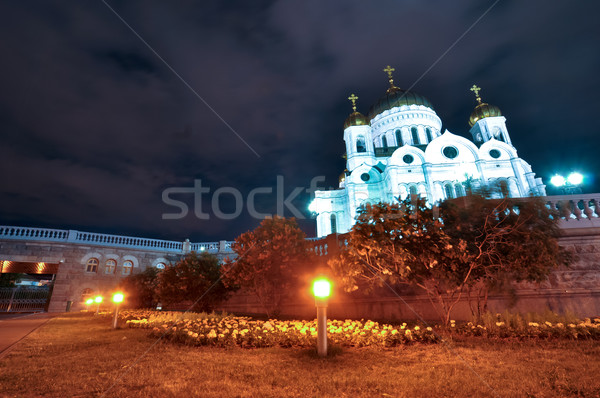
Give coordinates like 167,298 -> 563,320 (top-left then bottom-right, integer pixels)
426,128 -> 433,142
356,136 -> 366,153
360,173 -> 371,182
105,259 -> 116,274
403,154 -> 414,164
86,258 -> 98,273
81,288 -> 94,303
395,130 -> 403,146
156,263 -> 166,270
411,127 -> 419,145
443,146 -> 458,159
381,135 -> 388,148
330,214 -> 337,234
455,183 -> 465,197
409,185 -> 418,196
444,183 -> 454,199
122,260 -> 133,276
489,149 -> 501,159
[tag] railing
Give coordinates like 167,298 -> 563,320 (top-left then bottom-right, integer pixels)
0,226 -> 234,253
545,194 -> 600,226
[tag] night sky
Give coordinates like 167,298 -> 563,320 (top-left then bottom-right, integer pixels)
1,1 -> 598,242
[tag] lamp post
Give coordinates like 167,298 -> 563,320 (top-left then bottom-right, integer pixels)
112,292 -> 124,329
551,172 -> 583,194
85,298 -> 93,312
312,278 -> 331,357
94,295 -> 103,315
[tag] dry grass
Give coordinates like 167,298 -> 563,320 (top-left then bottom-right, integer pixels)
1,313 -> 599,397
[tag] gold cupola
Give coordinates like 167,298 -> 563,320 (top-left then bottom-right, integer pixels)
468,84 -> 502,127
343,93 -> 368,129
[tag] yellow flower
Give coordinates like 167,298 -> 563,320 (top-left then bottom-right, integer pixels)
414,326 -> 420,331
207,330 -> 217,338
391,329 -> 398,335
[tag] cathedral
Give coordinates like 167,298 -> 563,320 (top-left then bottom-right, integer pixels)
309,66 -> 546,238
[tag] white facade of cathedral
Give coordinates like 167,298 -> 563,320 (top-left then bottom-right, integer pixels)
309,69 -> 546,238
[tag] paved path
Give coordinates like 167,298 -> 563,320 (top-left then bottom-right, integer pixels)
0,313 -> 56,358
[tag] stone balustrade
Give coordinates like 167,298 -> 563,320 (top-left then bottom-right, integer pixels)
0,225 -> 234,253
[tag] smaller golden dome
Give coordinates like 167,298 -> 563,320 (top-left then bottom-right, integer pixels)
344,111 -> 368,129
469,102 -> 502,127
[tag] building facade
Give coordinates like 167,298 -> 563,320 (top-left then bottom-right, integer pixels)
310,67 -> 546,237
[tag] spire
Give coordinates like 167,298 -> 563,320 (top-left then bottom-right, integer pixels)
383,65 -> 398,92
348,93 -> 359,112
470,84 -> 482,104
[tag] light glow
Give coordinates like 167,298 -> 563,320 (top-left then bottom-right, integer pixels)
312,278 -> 331,298
85,298 -> 93,305
112,293 -> 124,303
567,172 -> 583,186
550,175 -> 565,187
94,296 -> 103,304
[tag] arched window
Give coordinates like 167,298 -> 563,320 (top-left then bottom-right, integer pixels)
444,183 -> 454,199
409,185 -> 418,196
426,128 -> 433,143
395,130 -> 403,146
356,136 -> 366,153
86,258 -> 98,273
411,127 -> 419,145
156,262 -> 166,270
330,214 -> 337,234
81,288 -> 94,303
122,260 -> 133,276
381,135 -> 388,148
455,183 -> 464,198
105,259 -> 116,274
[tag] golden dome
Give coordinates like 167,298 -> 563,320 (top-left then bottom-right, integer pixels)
468,84 -> 502,127
344,111 -> 368,129
469,102 -> 502,127
368,86 -> 434,121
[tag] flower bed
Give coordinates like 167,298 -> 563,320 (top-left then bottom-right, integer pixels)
120,310 -> 439,348
448,316 -> 600,340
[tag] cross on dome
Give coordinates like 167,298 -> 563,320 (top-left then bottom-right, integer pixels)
348,93 -> 359,112
383,65 -> 396,88
470,84 -> 482,104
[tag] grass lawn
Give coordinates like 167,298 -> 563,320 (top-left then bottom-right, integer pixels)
1,313 -> 599,397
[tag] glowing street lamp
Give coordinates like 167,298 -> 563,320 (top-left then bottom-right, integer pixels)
551,172 -> 584,194
85,298 -> 94,312
312,278 -> 332,357
94,295 -> 103,315
112,292 -> 124,329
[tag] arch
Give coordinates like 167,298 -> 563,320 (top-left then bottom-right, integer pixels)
395,129 -> 403,146
426,127 -> 433,143
152,257 -> 169,269
356,135 -> 366,153
409,185 -> 418,196
411,127 -> 419,145
381,135 -> 388,148
454,183 -> 465,198
330,213 -> 337,234
85,258 -> 98,273
104,259 -> 116,274
122,255 -> 139,268
122,260 -> 133,276
444,183 -> 454,199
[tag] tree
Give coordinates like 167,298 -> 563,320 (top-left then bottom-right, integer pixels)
440,194 -> 572,317
330,195 -> 571,325
329,199 -> 471,325
221,217 -> 313,317
156,251 -> 230,312
119,267 -> 159,309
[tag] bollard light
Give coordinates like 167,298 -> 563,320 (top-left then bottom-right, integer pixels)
94,295 -> 103,315
112,292 -> 124,329
312,278 -> 332,357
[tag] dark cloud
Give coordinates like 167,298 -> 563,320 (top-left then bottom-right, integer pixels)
0,0 -> 598,241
